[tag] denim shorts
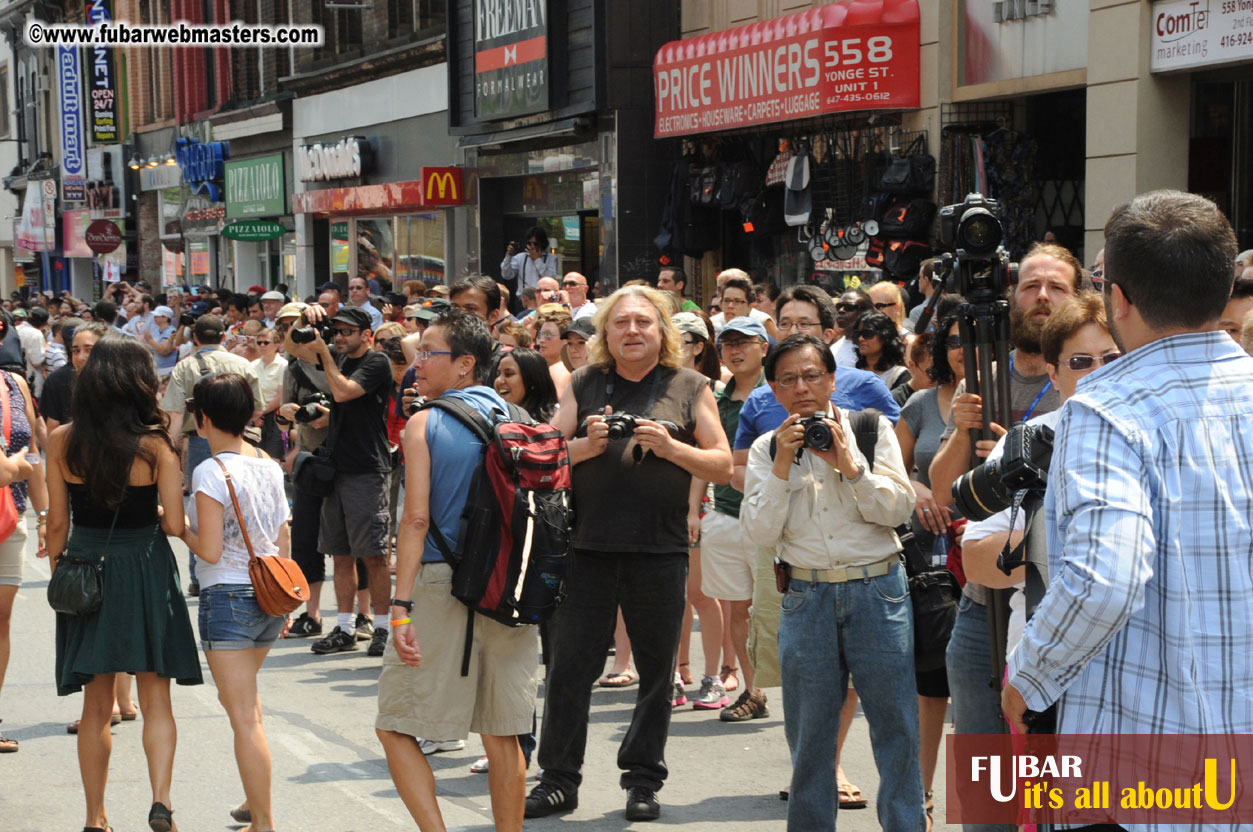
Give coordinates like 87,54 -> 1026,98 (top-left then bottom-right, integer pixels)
198,583 -> 285,651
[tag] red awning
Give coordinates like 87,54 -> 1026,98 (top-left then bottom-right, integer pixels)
653,0 -> 920,138
293,168 -> 464,217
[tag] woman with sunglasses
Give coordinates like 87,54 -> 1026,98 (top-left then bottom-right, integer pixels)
251,328 -> 288,460
853,310 -> 911,394
500,227 -> 559,302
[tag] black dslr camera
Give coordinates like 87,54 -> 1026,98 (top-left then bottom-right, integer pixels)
938,193 -> 1016,303
600,412 -> 680,441
289,318 -> 336,345
294,392 -> 330,424
179,311 -> 196,328
798,413 -> 834,451
953,422 -> 1054,522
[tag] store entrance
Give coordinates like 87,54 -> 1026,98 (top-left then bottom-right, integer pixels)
1190,80 -> 1253,250
504,212 -> 600,282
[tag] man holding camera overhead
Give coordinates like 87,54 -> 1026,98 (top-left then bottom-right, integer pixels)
285,305 -> 395,659
740,333 -> 921,832
526,284 -> 731,823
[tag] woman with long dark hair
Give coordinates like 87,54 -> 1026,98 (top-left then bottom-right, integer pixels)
853,310 -> 910,392
47,337 -> 201,832
492,347 -> 558,423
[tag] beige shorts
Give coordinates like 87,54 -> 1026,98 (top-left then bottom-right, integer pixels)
0,517 -> 27,587
699,510 -> 755,601
376,562 -> 538,740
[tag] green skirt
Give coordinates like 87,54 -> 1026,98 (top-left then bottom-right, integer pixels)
54,524 -> 204,696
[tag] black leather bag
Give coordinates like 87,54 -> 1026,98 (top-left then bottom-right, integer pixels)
47,498 -> 121,617
879,136 -> 936,196
293,449 -> 336,497
900,526 -> 961,672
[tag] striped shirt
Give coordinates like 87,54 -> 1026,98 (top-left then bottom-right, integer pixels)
1008,331 -> 1253,739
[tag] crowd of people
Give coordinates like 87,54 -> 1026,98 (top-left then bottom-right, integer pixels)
0,197 -> 1250,832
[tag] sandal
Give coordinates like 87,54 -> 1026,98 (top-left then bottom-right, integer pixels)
67,714 -> 123,734
597,669 -> 638,687
720,664 -> 739,692
148,801 -> 174,832
677,661 -> 692,685
230,804 -> 251,823
779,785 -> 789,801
838,780 -> 868,810
925,790 -> 934,832
0,720 -> 17,753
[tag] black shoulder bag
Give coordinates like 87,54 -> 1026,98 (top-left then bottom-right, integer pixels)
290,360 -> 338,498
47,490 -> 124,616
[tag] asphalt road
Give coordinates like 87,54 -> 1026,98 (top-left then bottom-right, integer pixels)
1,522 -> 952,830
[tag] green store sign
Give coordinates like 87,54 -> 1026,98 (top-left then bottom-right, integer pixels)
222,220 -> 287,242
224,154 -> 285,217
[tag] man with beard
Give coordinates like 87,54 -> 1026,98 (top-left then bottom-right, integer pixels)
926,241 -> 1080,832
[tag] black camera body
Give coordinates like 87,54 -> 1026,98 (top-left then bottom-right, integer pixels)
601,412 -> 680,441
294,392 -> 330,424
953,422 -> 1054,521
179,311 -> 196,328
798,413 -> 834,452
938,193 -> 1015,302
290,320 -> 335,345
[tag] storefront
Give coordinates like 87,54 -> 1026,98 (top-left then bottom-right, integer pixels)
651,1 -> 923,298
1149,0 -> 1253,249
448,0 -> 678,298
291,64 -> 465,299
224,152 -> 295,291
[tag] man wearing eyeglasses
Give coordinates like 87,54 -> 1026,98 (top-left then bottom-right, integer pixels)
500,226 -> 559,302
866,281 -> 909,335
286,306 -> 396,659
741,334 -> 921,832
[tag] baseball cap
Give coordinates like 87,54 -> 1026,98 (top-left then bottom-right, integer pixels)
260,290 -> 286,303
565,317 -> 596,340
408,297 -> 450,323
11,308 -> 26,319
189,300 -> 211,317
329,307 -> 372,330
671,312 -> 709,341
153,305 -> 175,319
317,281 -> 341,294
276,301 -> 308,321
248,285 -> 266,295
384,291 -> 407,307
716,316 -> 769,344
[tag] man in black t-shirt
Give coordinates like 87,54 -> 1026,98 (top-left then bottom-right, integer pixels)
288,306 -> 395,658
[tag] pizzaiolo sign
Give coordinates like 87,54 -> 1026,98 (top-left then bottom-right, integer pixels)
296,136 -> 374,183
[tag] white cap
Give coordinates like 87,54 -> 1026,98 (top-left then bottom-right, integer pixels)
153,306 -> 174,319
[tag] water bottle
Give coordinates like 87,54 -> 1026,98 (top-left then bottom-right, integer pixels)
931,531 -> 950,569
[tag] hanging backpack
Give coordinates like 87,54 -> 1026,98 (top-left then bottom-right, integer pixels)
419,398 -> 573,675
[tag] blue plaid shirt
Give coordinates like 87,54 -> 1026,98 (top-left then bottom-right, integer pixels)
1009,331 -> 1253,735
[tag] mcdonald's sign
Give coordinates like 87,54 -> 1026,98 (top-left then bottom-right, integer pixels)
421,167 -> 464,207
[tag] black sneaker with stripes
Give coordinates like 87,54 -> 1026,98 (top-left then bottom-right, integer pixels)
524,781 -> 578,818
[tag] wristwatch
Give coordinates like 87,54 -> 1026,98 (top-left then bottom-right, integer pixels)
390,598 -> 414,612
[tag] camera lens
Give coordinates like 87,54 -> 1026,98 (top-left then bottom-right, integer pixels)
957,208 -> 1002,257
953,458 -> 1009,521
802,420 -> 833,452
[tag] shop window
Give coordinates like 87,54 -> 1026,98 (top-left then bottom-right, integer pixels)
395,213 -> 446,285
331,221 -> 351,284
357,218 -> 396,291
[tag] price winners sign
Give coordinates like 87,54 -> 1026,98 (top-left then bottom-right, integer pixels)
653,1 -> 920,139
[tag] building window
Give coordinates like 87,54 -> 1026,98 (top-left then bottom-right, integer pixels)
0,66 -> 9,138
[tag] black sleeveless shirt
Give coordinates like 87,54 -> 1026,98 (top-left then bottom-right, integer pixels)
569,363 -> 709,554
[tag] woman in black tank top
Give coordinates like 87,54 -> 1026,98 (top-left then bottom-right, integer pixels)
46,338 -> 201,832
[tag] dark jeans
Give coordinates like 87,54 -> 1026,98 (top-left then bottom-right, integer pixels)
258,411 -> 284,460
291,481 -> 325,585
537,550 -> 688,793
185,435 -> 212,583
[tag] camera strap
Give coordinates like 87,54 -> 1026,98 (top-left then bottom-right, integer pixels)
604,366 -> 663,418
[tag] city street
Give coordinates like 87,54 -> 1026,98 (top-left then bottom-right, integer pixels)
2,522 -> 951,831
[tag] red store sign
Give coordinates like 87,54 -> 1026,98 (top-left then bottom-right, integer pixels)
293,168 -> 465,217
653,0 -> 920,139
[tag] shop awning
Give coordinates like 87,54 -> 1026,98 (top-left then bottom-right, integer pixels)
653,0 -> 920,139
293,168 -> 465,217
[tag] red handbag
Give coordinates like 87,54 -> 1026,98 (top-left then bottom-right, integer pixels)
0,375 -> 20,542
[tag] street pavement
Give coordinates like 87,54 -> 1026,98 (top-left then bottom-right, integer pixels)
2,523 -> 952,830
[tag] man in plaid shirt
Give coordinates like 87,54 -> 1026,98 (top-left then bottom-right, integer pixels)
1004,191 -> 1253,749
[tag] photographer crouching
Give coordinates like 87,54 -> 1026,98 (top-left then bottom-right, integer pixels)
526,285 -> 731,822
740,334 -> 922,832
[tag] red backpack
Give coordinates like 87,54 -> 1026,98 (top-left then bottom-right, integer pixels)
420,397 -> 572,674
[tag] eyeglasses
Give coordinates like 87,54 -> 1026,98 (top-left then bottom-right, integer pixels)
944,335 -> 964,350
562,280 -> 584,288
835,302 -> 865,313
873,301 -> 899,311
777,320 -> 820,332
525,240 -> 539,249
855,331 -> 879,341
332,327 -> 360,336
774,371 -> 828,388
1090,267 -> 1104,280
718,338 -> 760,351
415,349 -> 453,362
256,340 -> 273,346
1065,352 -> 1120,371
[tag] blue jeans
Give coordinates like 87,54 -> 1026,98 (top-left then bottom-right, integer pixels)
198,584 -> 285,650
779,563 -> 925,832
185,435 -> 212,583
945,595 -> 1014,832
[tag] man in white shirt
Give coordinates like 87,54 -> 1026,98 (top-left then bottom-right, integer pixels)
829,289 -> 872,367
500,226 -> 559,297
16,307 -> 48,397
562,271 -> 597,319
740,333 -> 921,832
346,277 -> 384,330
710,268 -> 777,335
259,290 -> 286,329
122,294 -> 155,339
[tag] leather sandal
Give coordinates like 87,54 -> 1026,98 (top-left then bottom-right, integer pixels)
0,719 -> 17,753
67,714 -> 122,734
677,661 -> 692,685
148,801 -> 174,832
720,664 -> 739,692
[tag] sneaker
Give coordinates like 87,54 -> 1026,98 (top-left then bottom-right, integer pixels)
187,580 -> 200,597
470,756 -> 489,774
625,786 -> 660,821
367,627 -> 389,656
691,674 -> 728,710
525,781 -> 578,818
418,738 -> 465,755
355,613 -> 373,641
720,687 -> 770,722
310,626 -> 358,654
671,679 -> 688,708
287,613 -> 323,638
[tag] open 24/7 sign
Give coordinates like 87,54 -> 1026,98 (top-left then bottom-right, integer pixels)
653,0 -> 920,139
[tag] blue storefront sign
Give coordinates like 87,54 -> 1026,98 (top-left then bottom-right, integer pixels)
177,136 -> 230,201
58,45 -> 86,202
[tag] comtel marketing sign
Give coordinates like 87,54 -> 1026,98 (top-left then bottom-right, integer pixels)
1150,0 -> 1253,73
653,0 -> 920,139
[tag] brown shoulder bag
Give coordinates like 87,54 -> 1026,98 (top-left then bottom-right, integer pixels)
212,456 -> 309,617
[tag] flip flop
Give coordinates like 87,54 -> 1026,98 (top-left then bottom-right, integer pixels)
838,781 -> 868,809
597,670 -> 638,688
67,714 -> 123,734
118,709 -> 139,721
